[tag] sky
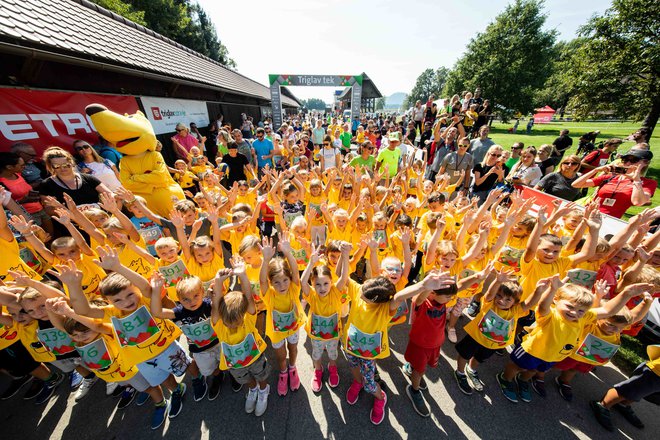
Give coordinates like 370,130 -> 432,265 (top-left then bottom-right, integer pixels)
198,0 -> 612,104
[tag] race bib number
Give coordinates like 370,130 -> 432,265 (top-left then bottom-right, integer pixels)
346,323 -> 382,359
221,333 -> 262,369
602,198 -> 616,207
77,203 -> 101,212
311,313 -> 339,339
567,269 -> 598,289
158,259 -> 191,288
391,300 -> 409,323
19,246 -> 41,271
459,268 -> 480,290
478,309 -> 514,345
77,338 -> 113,370
181,318 -> 218,349
139,226 -> 162,254
272,309 -> 298,333
283,211 -> 301,228
497,245 -> 524,270
309,203 -> 322,219
111,306 -> 160,347
249,281 -> 262,303
37,327 -> 76,356
373,229 -> 388,250
291,247 -> 308,267
575,333 -> 619,364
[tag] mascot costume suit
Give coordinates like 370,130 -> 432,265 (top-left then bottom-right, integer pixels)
85,104 -> 184,216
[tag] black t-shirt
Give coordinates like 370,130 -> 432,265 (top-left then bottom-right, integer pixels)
222,153 -> 250,186
553,135 -> 573,153
472,163 -> 509,192
536,172 -> 581,201
172,298 -> 218,353
38,173 -> 102,206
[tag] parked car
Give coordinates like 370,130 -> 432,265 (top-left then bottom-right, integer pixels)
639,298 -> 660,345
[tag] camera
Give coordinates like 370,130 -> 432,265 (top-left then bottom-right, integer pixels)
612,166 -> 627,174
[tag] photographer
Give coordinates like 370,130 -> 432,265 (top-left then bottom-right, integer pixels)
572,149 -> 656,218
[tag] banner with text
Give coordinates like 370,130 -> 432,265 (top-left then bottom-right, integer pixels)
0,89 -> 138,154
139,96 -> 210,135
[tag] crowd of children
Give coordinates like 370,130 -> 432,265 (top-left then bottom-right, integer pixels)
0,123 -> 659,433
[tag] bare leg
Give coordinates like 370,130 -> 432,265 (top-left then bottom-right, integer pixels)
186,359 -> 201,376
559,369 -> 577,384
411,368 -> 424,390
274,345 -> 287,371
162,374 -> 178,392
447,313 -> 460,331
456,356 -> 468,374
30,364 -> 51,381
601,388 -> 627,409
519,369 -> 536,381
350,366 -> 362,383
287,342 -> 298,367
502,362 -> 523,382
146,385 -> 165,404
467,358 -> 481,371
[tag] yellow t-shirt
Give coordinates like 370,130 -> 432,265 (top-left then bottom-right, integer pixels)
647,345 -> 660,376
76,332 -> 139,382
118,237 -> 155,278
236,192 -> 257,208
0,313 -> 20,350
494,235 -> 528,273
102,296 -> 182,367
519,256 -> 572,301
290,236 -> 309,271
175,170 -> 198,189
465,301 -> 525,349
304,286 -> 343,340
568,322 -> 621,366
262,282 -> 305,344
55,253 -> 106,300
17,320 -> 56,363
0,236 -> 40,283
17,241 -> 48,275
521,307 -> 597,362
328,225 -> 352,243
213,313 -> 267,370
464,110 -> 478,127
184,253 -> 224,285
341,283 -> 394,359
245,263 -> 265,312
305,194 -> 326,227
457,252 -> 492,299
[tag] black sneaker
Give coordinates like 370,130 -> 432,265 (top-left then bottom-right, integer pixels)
494,348 -> 506,356
192,376 -> 208,402
112,385 -> 125,398
466,300 -> 480,318
406,384 -> 430,417
590,401 -> 614,431
169,383 -> 186,419
496,373 -> 518,403
208,373 -> 223,401
401,363 -> 427,390
1,375 -> 33,400
614,404 -> 644,429
23,379 -> 44,400
230,374 -> 243,393
454,371 -> 473,395
117,386 -> 137,409
374,367 -> 386,388
555,377 -> 573,402
515,375 -> 532,403
531,378 -> 546,398
35,372 -> 65,405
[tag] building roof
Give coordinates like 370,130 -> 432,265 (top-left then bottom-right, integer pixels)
0,0 -> 299,106
338,72 -> 383,100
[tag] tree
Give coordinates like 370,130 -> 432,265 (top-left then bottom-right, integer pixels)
375,97 -> 386,111
301,98 -> 327,111
92,0 -> 145,24
444,0 -> 556,116
405,67 -> 450,108
568,0 -> 660,136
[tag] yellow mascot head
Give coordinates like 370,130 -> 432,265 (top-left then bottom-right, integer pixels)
86,104 -> 157,155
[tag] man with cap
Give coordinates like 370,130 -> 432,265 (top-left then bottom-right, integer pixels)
580,138 -> 623,172
573,149 -> 656,218
221,141 -> 252,186
376,132 -> 403,178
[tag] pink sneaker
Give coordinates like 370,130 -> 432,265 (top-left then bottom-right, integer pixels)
288,365 -> 300,391
346,380 -> 363,405
311,368 -> 323,393
277,371 -> 288,396
370,391 -> 387,425
328,364 -> 340,388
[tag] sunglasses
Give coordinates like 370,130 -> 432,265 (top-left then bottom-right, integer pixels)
490,153 -> 502,157
563,162 -> 579,166
459,144 -> 469,147
323,142 -> 330,146
621,157 -> 640,164
51,163 -> 74,170
175,128 -> 185,132
75,145 -> 91,151
363,146 -> 373,150
512,147 -> 523,150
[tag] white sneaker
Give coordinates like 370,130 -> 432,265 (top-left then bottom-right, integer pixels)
447,327 -> 457,344
245,386 -> 258,414
75,376 -> 98,401
255,385 -> 269,417
106,381 -> 119,396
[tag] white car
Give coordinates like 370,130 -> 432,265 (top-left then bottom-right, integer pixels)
642,298 -> 660,344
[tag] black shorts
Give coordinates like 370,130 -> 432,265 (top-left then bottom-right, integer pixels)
0,342 -> 41,377
455,333 -> 498,364
614,363 -> 660,402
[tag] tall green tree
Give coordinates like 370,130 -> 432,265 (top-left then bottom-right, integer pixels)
568,0 -> 660,136
301,98 -> 327,111
444,0 -> 556,115
375,97 -> 386,111
405,67 -> 450,108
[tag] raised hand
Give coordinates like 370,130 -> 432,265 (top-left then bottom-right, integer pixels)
6,270 -> 33,287
52,208 -> 72,226
94,245 -> 121,271
45,297 -> 74,316
585,209 -> 602,230
622,283 -> 656,299
99,192 -> 119,213
261,236 -> 276,260
48,259 -> 83,286
9,215 -> 33,233
593,279 -> 609,299
278,231 -> 292,253
170,210 -> 184,228
230,255 -> 246,276
150,271 -> 166,293
422,270 -> 456,292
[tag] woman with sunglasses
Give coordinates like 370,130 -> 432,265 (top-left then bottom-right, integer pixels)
439,136 -> 474,187
171,123 -> 199,160
349,141 -> 376,172
534,155 -> 583,201
507,147 -> 543,187
471,145 -> 508,205
320,135 -> 341,172
572,149 -> 656,218
72,140 -> 121,191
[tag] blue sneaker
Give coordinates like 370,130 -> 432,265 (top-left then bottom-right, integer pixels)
516,375 -> 532,403
69,370 -> 83,390
496,373 -> 518,403
35,372 -> 65,405
169,383 -> 186,419
136,391 -> 150,406
151,400 -> 170,430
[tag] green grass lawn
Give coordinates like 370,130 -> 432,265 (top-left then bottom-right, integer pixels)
486,120 -> 660,217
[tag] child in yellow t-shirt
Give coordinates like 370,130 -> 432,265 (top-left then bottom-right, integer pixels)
173,160 -> 199,195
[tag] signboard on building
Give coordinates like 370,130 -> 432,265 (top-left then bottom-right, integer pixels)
140,96 -> 210,135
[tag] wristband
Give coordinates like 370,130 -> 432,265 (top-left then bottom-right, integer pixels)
1,189 -> 12,206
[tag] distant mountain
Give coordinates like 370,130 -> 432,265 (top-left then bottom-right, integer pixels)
384,92 -> 406,110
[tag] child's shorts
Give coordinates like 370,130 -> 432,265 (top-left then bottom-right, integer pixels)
404,341 -> 440,374
192,345 -> 221,377
553,356 -> 595,374
137,340 -> 191,387
311,339 -> 339,361
120,371 -> 151,392
455,334 -> 498,363
614,362 -> 660,402
228,355 -> 270,385
449,297 -> 472,317
345,353 -> 378,394
510,344 -> 555,372
271,331 -> 299,349
0,342 -> 41,377
49,357 -> 81,373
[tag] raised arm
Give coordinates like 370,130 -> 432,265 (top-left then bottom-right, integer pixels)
8,215 -> 54,263
523,206 -> 547,264
148,271 -> 175,319
95,245 -> 151,295
593,283 -> 654,319
392,270 -> 455,311
259,237 -> 276,296
278,232 -> 300,285
99,192 -> 140,242
52,209 -> 94,256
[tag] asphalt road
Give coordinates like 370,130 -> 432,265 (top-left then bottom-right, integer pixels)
1,319 -> 658,440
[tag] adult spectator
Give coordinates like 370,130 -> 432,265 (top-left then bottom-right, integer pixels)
297,135 -> 314,160
468,88 -> 484,107
439,136 -> 473,187
171,122 -> 199,158
350,141 -> 376,172
572,149 -> 656,218
423,95 -> 438,126
577,130 -> 600,155
320,135 -> 341,172
471,145 -> 508,205
0,152 -> 53,234
405,121 -> 417,145
222,142 -> 251,186
535,155 -> 583,201
240,114 -> 253,139
73,140 -> 121,191
552,129 -> 573,159
535,144 -> 558,176
419,121 -> 434,162
412,100 -> 424,131
252,127 -> 274,175
473,99 -> 492,134
312,120 -> 325,147
38,146 -> 111,211
580,138 -> 622,172
468,125 -> 495,165
93,136 -> 122,168
508,147 -> 543,186
505,142 -> 524,169
376,132 -> 403,178
627,127 -> 649,147
216,130 -> 233,157
9,142 -> 47,189
232,129 -> 257,167
428,118 -> 464,181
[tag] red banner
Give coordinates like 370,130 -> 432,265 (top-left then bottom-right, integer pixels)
0,89 -> 139,154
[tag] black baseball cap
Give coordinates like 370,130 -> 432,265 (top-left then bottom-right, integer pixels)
621,149 -> 653,161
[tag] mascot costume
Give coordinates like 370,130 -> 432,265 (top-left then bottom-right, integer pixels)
85,104 -> 184,216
